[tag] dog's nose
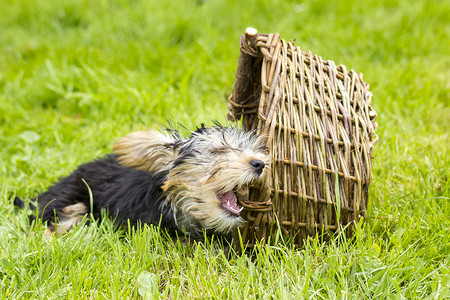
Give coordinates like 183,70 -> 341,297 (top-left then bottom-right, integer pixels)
249,159 -> 265,175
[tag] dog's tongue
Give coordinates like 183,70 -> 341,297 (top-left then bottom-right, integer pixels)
220,191 -> 241,216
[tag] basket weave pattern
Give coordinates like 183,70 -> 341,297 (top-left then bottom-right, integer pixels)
228,30 -> 378,248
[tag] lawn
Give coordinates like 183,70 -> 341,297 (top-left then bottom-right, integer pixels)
0,0 -> 448,298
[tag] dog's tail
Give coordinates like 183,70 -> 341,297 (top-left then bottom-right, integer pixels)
14,196 -> 37,210
14,196 -> 37,221
14,196 -> 25,208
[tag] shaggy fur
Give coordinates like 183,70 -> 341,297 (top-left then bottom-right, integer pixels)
16,125 -> 269,238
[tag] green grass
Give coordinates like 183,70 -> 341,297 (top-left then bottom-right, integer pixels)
1,0 -> 448,298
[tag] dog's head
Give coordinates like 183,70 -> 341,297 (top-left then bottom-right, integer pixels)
113,125 -> 269,236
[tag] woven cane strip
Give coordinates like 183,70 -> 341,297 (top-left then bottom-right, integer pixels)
229,29 -> 377,248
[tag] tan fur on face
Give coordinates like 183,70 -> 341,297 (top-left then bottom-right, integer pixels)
113,130 -> 182,173
113,126 -> 268,236
160,127 -> 269,236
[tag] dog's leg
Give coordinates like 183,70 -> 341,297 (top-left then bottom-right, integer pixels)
45,202 -> 88,236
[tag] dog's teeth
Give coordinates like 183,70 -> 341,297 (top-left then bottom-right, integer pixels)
239,207 -> 244,212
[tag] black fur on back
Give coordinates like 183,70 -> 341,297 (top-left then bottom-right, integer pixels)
26,154 -> 179,234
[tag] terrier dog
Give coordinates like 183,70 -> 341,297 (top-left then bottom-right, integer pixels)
16,125 -> 268,238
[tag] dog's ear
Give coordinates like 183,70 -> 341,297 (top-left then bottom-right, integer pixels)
113,130 -> 181,173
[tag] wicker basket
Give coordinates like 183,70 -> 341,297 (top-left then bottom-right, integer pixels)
228,28 -> 378,248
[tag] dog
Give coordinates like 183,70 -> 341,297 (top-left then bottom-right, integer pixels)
15,125 -> 268,238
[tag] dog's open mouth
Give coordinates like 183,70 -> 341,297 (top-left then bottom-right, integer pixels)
218,185 -> 249,216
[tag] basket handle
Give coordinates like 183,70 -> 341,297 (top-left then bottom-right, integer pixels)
227,28 -> 272,123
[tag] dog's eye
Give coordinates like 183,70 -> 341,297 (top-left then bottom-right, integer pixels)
209,147 -> 229,155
